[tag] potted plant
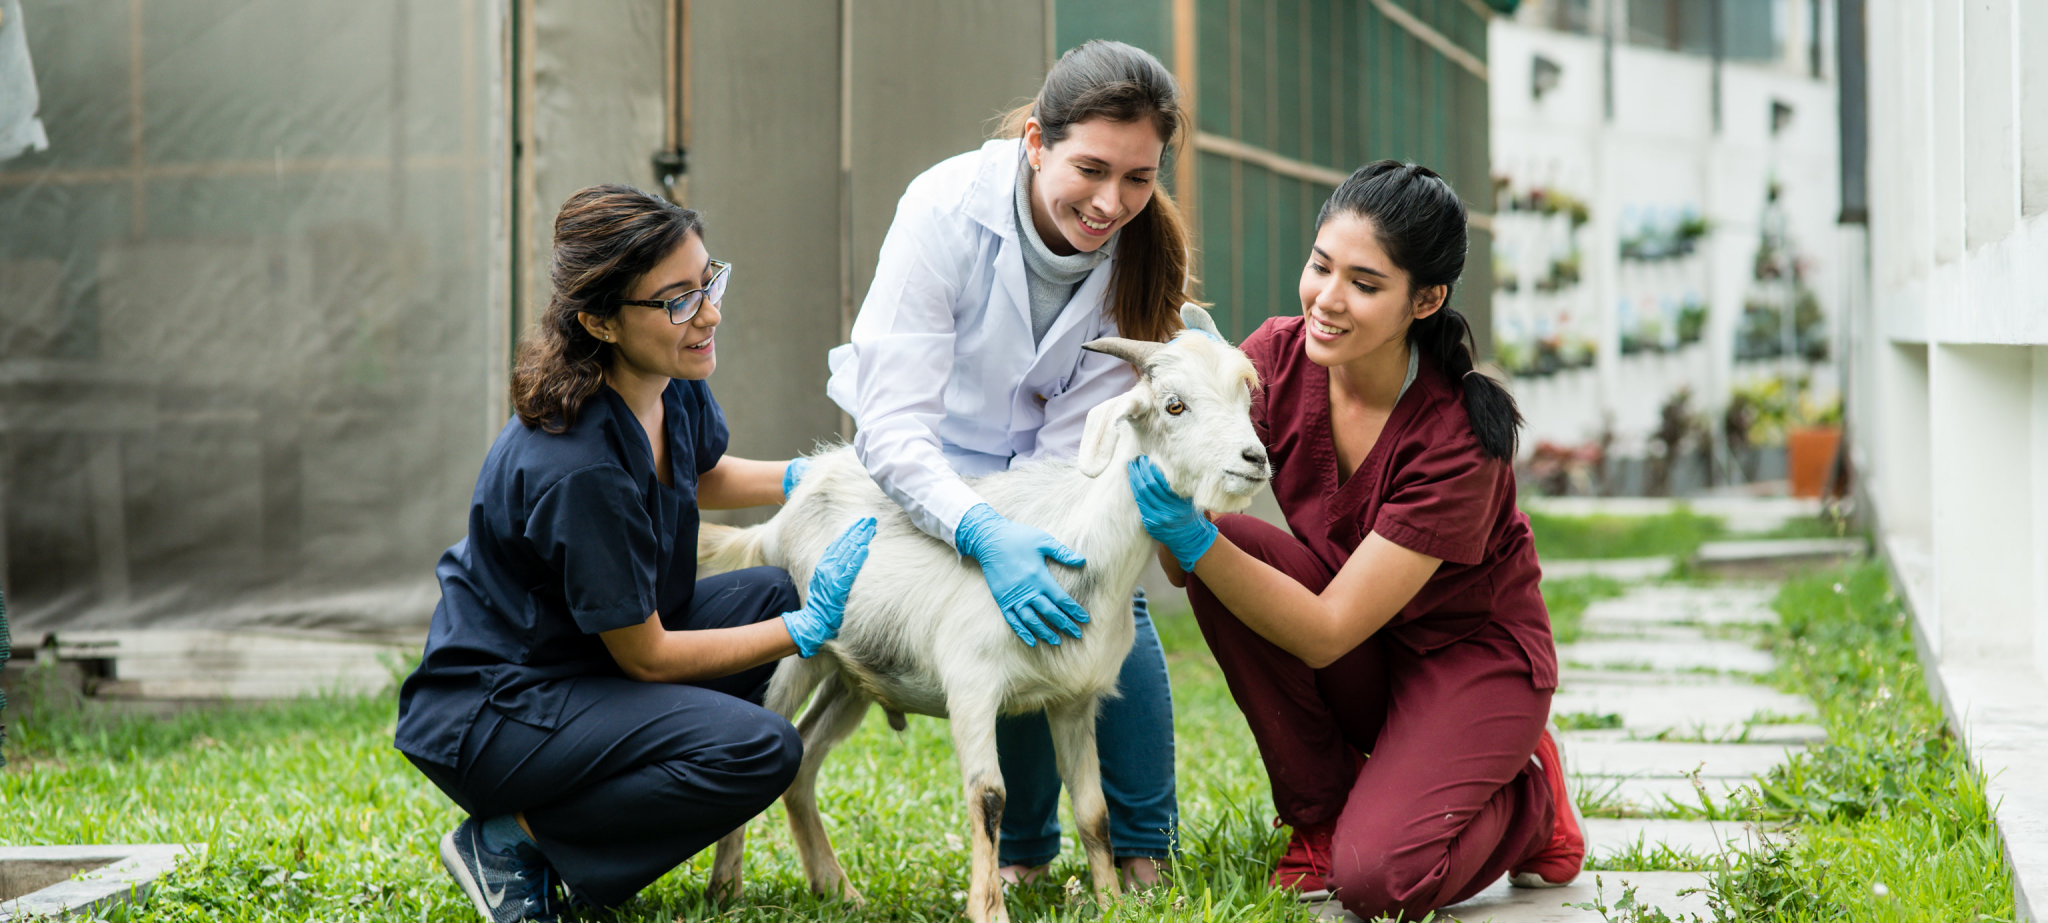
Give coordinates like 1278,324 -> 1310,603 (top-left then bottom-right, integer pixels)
1787,393 -> 1844,498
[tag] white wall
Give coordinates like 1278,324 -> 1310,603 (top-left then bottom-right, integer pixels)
1490,19 -> 1841,462
1855,0 -> 2048,677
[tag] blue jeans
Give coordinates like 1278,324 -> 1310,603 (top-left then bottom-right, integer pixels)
995,590 -> 1178,867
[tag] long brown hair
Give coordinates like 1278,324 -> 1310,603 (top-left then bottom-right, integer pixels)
511,184 -> 704,433
1000,40 -> 1194,344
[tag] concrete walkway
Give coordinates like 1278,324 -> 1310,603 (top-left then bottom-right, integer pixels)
1317,576 -> 1812,922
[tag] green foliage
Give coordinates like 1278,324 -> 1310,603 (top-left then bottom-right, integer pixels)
1542,574 -> 1627,644
0,612 -> 1328,922
1698,563 -> 2016,922
1570,875 -> 1697,922
1553,710 -> 1626,732
1525,508 -> 1727,560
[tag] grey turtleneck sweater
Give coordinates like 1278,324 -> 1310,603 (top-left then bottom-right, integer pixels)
1015,157 -> 1116,344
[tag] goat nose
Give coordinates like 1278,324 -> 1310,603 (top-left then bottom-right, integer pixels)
1243,446 -> 1269,467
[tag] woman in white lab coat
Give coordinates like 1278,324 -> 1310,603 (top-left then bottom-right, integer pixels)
824,40 -> 1192,884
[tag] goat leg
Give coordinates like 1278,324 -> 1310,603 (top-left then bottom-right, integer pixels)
948,694 -> 1009,923
1048,697 -> 1120,907
707,826 -> 745,902
784,674 -> 871,904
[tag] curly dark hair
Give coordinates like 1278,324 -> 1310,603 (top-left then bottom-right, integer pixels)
511,184 -> 704,433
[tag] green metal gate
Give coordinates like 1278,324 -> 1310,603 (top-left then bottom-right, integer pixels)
1058,0 -> 1496,347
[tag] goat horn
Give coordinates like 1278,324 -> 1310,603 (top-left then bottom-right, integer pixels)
1081,337 -> 1164,368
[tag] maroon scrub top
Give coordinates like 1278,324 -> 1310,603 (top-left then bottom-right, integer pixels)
1240,316 -> 1557,690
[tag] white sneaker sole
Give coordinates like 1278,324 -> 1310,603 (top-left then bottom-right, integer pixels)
439,830 -> 497,923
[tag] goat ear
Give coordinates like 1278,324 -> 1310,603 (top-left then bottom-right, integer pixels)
1180,303 -> 1225,342
1077,389 -> 1145,479
1082,337 -> 1164,372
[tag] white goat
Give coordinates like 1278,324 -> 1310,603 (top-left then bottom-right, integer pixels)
696,305 -> 1268,923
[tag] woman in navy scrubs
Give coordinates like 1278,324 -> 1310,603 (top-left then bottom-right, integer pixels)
396,184 -> 875,922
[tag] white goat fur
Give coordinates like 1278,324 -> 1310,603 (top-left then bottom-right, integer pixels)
696,308 -> 1267,923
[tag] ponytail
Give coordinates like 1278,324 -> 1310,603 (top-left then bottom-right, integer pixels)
1410,308 -> 1522,460
1318,160 -> 1523,460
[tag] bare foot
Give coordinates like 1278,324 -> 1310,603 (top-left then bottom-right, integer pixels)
997,863 -> 1049,886
1118,856 -> 1169,889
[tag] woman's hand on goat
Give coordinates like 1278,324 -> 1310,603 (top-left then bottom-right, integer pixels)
784,516 -> 879,658
953,503 -> 1091,647
782,456 -> 811,500
1128,457 -> 1218,572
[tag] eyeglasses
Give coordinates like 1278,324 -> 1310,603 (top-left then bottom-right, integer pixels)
619,259 -> 731,325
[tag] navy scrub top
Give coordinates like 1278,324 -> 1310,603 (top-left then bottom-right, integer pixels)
396,379 -> 728,767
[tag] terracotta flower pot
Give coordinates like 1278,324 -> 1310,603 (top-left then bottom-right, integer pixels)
1787,425 -> 1842,498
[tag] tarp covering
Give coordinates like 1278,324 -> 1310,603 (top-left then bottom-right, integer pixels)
0,0 -> 498,639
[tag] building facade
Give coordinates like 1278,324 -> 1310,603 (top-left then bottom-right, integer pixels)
1489,0 -> 1843,494
1850,0 -> 2048,914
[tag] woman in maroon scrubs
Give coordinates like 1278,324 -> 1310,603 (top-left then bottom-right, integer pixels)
1127,161 -> 1581,918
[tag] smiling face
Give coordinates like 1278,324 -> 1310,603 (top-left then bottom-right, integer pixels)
1024,115 -> 1166,254
1297,211 -> 1445,370
583,231 -> 722,382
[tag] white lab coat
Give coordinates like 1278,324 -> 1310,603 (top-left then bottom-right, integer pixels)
827,138 -> 1140,546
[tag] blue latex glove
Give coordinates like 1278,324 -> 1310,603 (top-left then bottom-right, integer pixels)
783,517 -> 877,658
782,456 -> 811,499
953,503 -> 1090,647
1128,456 -> 1218,572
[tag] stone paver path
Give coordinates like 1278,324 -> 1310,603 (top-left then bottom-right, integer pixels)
1319,577 -> 1815,922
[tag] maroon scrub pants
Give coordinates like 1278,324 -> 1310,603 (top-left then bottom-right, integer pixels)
1187,514 -> 1556,918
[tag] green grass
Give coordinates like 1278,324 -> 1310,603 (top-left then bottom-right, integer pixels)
1693,562 -> 2016,921
1,613 -> 1319,922
1543,574 -> 1628,644
1553,710 -> 1625,732
1525,508 -> 1727,561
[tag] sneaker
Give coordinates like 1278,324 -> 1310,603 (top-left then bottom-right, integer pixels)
1269,818 -> 1336,900
439,817 -> 561,922
1509,726 -> 1586,888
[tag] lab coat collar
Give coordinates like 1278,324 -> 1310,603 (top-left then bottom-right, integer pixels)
964,138 -> 1117,361
961,138 -> 1026,241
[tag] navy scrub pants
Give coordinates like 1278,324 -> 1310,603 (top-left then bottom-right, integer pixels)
408,567 -> 804,908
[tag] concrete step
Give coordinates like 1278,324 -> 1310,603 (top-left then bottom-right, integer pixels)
1444,871 -> 1714,922
45,629 -> 416,699
1584,818 -> 1759,861
1551,675 -> 1817,740
1556,636 -> 1776,675
1577,775 -> 1759,815
1580,586 -> 1778,631
1540,557 -> 1676,581
1560,738 -> 1795,779
1693,538 -> 1866,578
1311,871 -> 1714,922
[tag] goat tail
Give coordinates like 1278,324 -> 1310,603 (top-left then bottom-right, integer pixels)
698,522 -> 769,576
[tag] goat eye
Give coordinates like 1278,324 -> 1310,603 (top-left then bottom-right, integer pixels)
1165,398 -> 1185,416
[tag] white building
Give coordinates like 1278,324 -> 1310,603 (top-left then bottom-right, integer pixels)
1490,0 -> 1840,492
1851,0 -> 2048,915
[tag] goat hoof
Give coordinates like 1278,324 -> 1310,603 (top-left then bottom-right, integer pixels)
706,876 -> 742,903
